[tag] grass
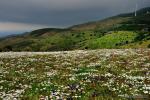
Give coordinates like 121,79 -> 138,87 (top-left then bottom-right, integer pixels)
0,49 -> 150,99
121,32 -> 150,48
87,31 -> 138,49
0,7 -> 150,51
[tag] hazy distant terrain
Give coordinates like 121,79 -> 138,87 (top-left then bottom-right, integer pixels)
0,7 -> 150,51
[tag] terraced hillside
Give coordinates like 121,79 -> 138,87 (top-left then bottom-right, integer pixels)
0,49 -> 150,100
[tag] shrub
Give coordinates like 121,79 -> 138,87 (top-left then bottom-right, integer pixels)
125,41 -> 129,44
148,44 -> 150,48
139,41 -> 143,45
51,43 -> 55,45
76,34 -> 80,37
85,47 -> 88,49
4,46 -> 12,51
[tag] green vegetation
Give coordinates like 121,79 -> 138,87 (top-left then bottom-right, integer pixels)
0,50 -> 150,99
87,31 -> 138,49
0,7 -> 150,51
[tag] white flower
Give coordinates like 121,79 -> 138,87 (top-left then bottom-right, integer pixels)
69,76 -> 76,81
143,90 -> 148,94
105,73 -> 113,77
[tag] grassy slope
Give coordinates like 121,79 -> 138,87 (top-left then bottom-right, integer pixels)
87,31 -> 138,49
0,7 -> 150,51
70,17 -> 131,31
121,33 -> 150,48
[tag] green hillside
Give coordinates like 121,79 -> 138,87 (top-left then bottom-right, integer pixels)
0,7 -> 150,51
87,31 -> 138,49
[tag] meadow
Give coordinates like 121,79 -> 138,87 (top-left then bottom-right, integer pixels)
0,49 -> 150,100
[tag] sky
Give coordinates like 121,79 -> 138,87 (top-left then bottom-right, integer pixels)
0,0 -> 150,37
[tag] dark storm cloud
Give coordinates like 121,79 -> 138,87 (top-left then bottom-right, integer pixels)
0,0 -> 150,32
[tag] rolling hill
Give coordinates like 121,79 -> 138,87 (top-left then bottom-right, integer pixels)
0,7 -> 150,51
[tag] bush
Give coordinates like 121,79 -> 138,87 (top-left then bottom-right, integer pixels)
4,46 -> 12,51
51,43 -> 55,45
148,44 -> 150,48
125,41 -> 129,44
85,47 -> 88,49
139,41 -> 143,45
26,47 -> 33,51
76,34 -> 80,37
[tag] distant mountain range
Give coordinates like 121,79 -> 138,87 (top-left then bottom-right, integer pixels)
0,7 -> 150,51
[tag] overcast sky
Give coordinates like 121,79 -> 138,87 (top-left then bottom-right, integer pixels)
0,0 -> 150,36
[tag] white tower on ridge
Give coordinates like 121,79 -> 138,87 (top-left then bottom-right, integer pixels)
135,3 -> 138,17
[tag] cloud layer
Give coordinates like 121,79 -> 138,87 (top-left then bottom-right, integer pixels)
0,0 -> 150,36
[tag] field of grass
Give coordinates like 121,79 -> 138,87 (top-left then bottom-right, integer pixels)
121,40 -> 150,49
0,49 -> 150,100
1,30 -> 149,51
87,31 -> 138,49
4,30 -> 102,51
121,32 -> 150,49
